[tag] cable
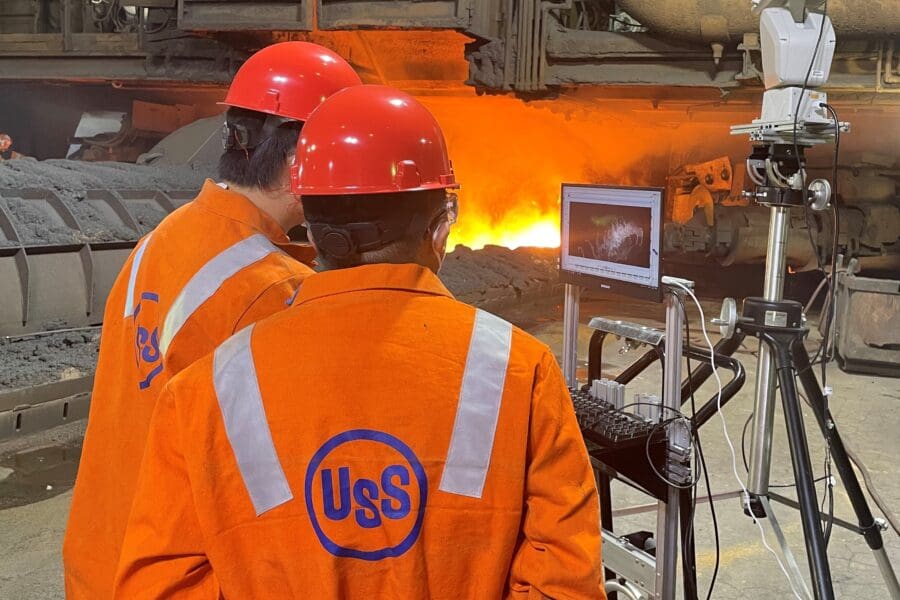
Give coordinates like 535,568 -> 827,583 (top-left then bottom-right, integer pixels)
667,280 -> 804,600
790,0 -> 831,373
741,411 -> 754,473
644,417 -> 699,490
845,438 -> 900,537
788,3 -> 841,391
819,102 -> 842,389
678,296 -> 720,600
800,100 -> 842,546
821,450 -> 834,545
740,410 -> 830,489
792,0 -> 829,194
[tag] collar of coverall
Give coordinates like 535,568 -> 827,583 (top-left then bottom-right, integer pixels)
293,263 -> 454,307
194,179 -> 290,243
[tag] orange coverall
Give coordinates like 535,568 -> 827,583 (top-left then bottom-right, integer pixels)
114,263 -> 604,599
64,180 -> 313,599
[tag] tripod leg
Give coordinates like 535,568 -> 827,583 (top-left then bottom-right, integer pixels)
771,340 -> 835,600
793,344 -> 900,597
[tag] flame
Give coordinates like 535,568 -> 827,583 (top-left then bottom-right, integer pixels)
417,93 -> 685,250
411,89 -> 764,250
453,207 -> 560,249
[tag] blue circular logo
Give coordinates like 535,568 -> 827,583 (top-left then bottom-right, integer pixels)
132,291 -> 162,390
304,429 -> 427,561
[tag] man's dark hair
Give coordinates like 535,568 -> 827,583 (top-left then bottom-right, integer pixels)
302,189 -> 447,269
217,107 -> 301,189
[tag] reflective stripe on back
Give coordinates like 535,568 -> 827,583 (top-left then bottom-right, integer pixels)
213,324 -> 293,515
439,309 -> 513,498
159,234 -> 280,356
123,235 -> 153,318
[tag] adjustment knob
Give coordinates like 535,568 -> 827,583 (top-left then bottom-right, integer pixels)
808,179 -> 832,211
711,297 -> 738,339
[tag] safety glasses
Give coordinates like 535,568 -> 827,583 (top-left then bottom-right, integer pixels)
445,192 -> 459,225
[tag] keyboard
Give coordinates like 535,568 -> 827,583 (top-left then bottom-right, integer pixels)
570,387 -> 664,449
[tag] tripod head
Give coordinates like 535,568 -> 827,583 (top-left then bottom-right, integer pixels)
742,142 -> 833,210
733,0 -> 848,212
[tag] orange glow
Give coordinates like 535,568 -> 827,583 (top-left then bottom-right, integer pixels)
416,93 -> 750,250
456,207 -> 561,249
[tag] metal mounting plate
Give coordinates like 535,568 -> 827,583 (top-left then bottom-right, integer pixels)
588,317 -> 665,346
601,529 -> 656,598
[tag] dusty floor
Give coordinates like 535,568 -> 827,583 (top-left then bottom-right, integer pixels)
0,294 -> 897,598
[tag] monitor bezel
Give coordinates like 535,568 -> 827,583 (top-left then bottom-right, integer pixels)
559,183 -> 664,303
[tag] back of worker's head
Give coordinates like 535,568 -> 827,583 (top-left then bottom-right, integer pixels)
216,41 -> 361,191
292,85 -> 459,272
217,108 -> 301,189
302,189 -> 454,270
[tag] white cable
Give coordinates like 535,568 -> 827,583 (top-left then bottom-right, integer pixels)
669,280 -> 805,600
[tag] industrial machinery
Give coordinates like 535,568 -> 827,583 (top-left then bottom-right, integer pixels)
1,0 -> 897,284
0,1 -> 897,434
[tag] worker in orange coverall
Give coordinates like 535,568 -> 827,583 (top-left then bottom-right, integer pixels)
113,85 -> 605,600
63,42 -> 361,600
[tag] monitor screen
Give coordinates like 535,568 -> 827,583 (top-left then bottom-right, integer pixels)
560,184 -> 663,301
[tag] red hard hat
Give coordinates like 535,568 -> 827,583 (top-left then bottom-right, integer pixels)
291,85 -> 458,196
220,42 -> 362,122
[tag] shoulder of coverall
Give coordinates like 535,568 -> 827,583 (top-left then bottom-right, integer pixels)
191,179 -> 290,244
291,262 -> 454,305
289,261 -> 556,368
163,259 -> 560,406
158,246 -> 312,375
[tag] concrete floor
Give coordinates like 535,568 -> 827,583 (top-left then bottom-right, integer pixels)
0,294 -> 897,599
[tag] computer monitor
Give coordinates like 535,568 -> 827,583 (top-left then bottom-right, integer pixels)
560,184 -> 663,302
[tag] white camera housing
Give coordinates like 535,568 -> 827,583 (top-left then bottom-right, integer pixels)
760,7 -> 836,89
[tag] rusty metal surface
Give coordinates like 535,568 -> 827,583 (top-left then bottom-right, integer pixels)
835,273 -> 900,377
618,0 -> 900,40
179,0 -> 313,31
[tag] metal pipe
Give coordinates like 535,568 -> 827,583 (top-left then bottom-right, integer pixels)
679,333 -> 744,403
659,287 -> 684,599
561,283 -> 580,387
617,0 -> 900,40
747,205 -> 790,496
874,548 -> 900,599
502,0 -> 515,89
654,499 -> 668,598
685,345 -> 746,428
884,40 -> 900,85
62,0 -> 72,52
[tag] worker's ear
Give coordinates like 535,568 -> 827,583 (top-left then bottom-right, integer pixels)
431,219 -> 451,267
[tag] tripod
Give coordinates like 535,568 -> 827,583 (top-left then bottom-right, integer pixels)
734,296 -> 900,600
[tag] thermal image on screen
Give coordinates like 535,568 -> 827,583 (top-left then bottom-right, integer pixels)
567,203 -> 652,268
560,185 -> 662,299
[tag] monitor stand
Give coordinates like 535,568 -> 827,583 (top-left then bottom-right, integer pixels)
562,279 -> 694,600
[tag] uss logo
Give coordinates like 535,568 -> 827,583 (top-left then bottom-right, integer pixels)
304,429 -> 427,561
131,291 -> 162,390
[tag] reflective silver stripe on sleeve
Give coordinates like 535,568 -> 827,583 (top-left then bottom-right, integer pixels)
213,324 -> 293,515
439,309 -> 513,498
159,234 -> 280,356
123,234 -> 153,318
